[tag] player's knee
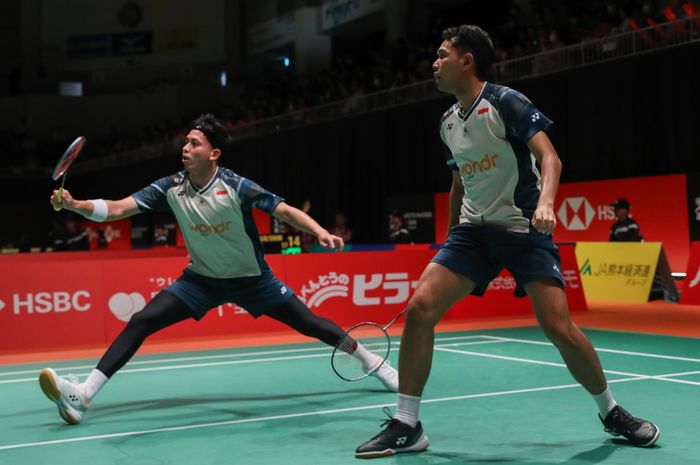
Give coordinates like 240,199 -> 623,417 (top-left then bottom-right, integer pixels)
406,298 -> 440,328
125,309 -> 156,337
542,323 -> 577,349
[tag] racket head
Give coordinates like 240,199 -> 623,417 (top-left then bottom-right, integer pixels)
51,136 -> 86,181
331,321 -> 391,382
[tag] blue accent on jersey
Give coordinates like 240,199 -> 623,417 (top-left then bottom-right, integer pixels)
496,87 -> 553,142
508,134 -> 541,221
132,173 -> 184,212
488,84 -> 552,221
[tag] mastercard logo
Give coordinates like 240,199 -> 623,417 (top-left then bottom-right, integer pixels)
108,292 -> 147,322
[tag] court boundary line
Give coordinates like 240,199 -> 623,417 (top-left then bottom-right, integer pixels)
0,337 -> 506,384
480,335 -> 700,363
0,335 -> 493,377
435,347 -> 700,387
0,375 -> 650,451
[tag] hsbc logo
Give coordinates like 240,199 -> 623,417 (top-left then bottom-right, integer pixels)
557,197 -> 596,231
6,292 -> 91,314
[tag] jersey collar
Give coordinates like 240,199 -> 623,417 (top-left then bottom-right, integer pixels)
457,82 -> 488,121
188,166 -> 219,195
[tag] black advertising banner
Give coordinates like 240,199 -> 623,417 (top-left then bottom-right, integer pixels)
112,31 -> 153,56
385,194 -> 435,243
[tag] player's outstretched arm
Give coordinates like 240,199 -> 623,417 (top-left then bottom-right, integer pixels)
50,189 -> 141,222
271,201 -> 344,250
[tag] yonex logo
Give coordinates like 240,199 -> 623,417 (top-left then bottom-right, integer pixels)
396,436 -> 407,445
531,112 -> 540,122
447,123 -> 453,130
557,197 -> 595,231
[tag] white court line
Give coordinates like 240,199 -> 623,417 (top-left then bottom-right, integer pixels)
0,375 -> 649,451
480,335 -> 700,363
0,337 -> 500,385
435,347 -> 700,386
0,335 -> 491,377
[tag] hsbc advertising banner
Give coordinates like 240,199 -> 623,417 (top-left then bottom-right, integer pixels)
553,174 -> 689,272
680,242 -> 700,305
0,247 -> 585,352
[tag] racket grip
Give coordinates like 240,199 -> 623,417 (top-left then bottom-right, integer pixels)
53,187 -> 63,212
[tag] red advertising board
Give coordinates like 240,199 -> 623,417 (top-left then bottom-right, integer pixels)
434,175 -> 690,272
81,218 -> 132,250
0,246 -> 586,352
553,174 -> 689,272
680,242 -> 700,305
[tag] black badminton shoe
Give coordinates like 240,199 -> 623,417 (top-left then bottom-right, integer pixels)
599,405 -> 660,447
355,415 -> 429,458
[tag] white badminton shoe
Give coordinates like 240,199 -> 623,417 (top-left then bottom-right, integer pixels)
39,368 -> 90,425
366,359 -> 399,392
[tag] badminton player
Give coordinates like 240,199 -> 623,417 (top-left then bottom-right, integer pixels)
355,25 -> 659,458
41,114 -> 397,425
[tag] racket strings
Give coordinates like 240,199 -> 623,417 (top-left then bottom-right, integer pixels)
336,334 -> 359,355
331,324 -> 391,381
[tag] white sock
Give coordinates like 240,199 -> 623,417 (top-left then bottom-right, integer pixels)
394,393 -> 421,428
80,369 -> 108,400
351,342 -> 379,369
592,386 -> 617,418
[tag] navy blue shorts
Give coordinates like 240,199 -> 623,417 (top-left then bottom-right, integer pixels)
165,268 -> 295,320
431,223 -> 565,297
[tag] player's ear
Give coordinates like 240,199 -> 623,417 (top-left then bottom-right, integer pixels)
210,148 -> 222,161
462,52 -> 474,69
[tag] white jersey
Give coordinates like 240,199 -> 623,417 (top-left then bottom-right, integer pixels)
132,167 -> 283,278
440,82 -> 553,232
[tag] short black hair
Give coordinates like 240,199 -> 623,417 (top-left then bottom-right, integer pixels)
442,25 -> 496,80
190,113 -> 232,149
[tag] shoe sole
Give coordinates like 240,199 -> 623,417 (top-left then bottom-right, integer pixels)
355,433 -> 429,459
606,425 -> 661,447
38,369 -> 80,425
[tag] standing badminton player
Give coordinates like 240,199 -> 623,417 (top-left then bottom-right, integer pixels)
42,114 -> 397,425
355,25 -> 659,458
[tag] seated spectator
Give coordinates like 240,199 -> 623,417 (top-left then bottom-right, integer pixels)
153,225 -> 169,246
52,214 -> 90,251
330,212 -> 353,244
388,210 -> 411,244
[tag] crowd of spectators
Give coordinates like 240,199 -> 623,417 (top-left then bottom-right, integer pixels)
3,0 -> 697,177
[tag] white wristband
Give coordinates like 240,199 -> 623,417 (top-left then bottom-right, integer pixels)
87,199 -> 109,222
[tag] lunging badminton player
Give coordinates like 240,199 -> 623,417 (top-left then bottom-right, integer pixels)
42,114 -> 397,425
355,25 -> 659,458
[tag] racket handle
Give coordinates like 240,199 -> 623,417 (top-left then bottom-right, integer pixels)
53,187 -> 63,212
